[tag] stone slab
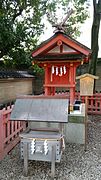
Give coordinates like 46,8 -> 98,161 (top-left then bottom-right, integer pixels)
64,123 -> 85,144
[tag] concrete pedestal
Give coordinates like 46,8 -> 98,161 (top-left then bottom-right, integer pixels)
29,104 -> 85,145
65,122 -> 85,144
65,104 -> 85,144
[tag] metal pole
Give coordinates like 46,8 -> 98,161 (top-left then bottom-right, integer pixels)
59,123 -> 64,134
84,96 -> 88,151
51,145 -> 56,178
23,143 -> 28,176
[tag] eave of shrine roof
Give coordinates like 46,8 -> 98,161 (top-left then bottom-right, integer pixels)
32,32 -> 91,58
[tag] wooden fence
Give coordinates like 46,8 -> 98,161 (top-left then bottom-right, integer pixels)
0,105 -> 26,160
0,92 -> 101,160
75,92 -> 101,115
55,91 -> 101,115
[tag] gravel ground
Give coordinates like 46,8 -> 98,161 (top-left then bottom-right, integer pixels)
0,115 -> 101,180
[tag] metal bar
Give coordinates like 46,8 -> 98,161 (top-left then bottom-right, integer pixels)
30,127 -> 59,132
59,123 -> 64,134
23,143 -> 28,177
84,96 -> 88,151
51,145 -> 56,178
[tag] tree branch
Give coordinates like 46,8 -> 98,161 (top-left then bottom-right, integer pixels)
12,7 -> 23,22
98,0 -> 101,14
93,0 -> 97,13
61,9 -> 74,26
98,0 -> 101,6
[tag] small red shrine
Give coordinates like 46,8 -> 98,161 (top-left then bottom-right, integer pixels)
32,32 -> 91,106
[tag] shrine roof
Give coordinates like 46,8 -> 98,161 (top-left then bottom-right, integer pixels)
76,73 -> 99,80
34,54 -> 83,61
32,32 -> 91,60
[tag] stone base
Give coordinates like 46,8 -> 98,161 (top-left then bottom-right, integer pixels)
64,123 -> 85,144
64,104 -> 85,144
29,104 -> 86,145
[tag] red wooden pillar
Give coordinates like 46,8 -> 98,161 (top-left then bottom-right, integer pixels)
51,87 -> 56,96
44,65 -> 51,95
69,63 -> 75,107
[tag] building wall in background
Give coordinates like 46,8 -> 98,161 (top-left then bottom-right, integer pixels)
0,78 -> 33,104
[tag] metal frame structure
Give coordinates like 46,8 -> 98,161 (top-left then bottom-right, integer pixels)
10,96 -> 68,178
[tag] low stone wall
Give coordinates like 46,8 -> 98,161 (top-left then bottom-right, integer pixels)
0,78 -> 33,104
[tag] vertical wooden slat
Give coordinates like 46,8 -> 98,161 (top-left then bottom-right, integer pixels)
95,96 -> 97,112
0,105 -> 26,160
23,121 -> 27,131
15,121 -> 18,130
15,121 -> 18,137
75,92 -> 101,114
0,109 -> 4,160
18,121 -> 21,129
100,96 -> 101,114
6,106 -> 11,144
11,121 -> 14,140
90,97 -> 93,112
7,120 -> 10,143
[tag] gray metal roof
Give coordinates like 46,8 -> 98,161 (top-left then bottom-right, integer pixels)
10,97 -> 69,123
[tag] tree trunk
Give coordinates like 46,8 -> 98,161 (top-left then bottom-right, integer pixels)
89,0 -> 101,75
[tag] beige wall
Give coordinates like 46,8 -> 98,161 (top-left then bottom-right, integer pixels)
0,78 -> 33,104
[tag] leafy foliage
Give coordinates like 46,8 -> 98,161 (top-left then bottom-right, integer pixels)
0,0 -> 90,70
46,0 -> 89,38
0,0 -> 45,68
29,64 -> 44,76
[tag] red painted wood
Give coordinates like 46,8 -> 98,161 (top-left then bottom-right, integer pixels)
75,92 -> 101,115
32,33 -> 91,105
0,105 -> 26,160
69,64 -> 75,105
44,66 -> 51,95
32,33 -> 91,57
47,52 -> 80,55
59,34 -> 91,57
43,63 -> 79,104
11,121 -> 14,140
2,136 -> 20,160
0,109 -> 4,160
4,126 -> 23,143
32,36 -> 59,57
44,84 -> 75,87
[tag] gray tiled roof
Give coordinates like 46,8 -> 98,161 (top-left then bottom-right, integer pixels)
0,70 -> 34,79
